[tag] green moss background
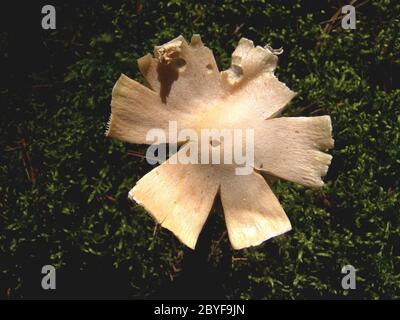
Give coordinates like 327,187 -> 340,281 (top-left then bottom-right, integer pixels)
2,0 -> 399,299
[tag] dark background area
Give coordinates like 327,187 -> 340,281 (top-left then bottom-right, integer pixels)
2,0 -> 399,299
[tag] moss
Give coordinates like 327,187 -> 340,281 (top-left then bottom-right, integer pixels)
2,0 -> 399,298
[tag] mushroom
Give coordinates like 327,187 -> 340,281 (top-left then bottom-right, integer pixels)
106,35 -> 334,250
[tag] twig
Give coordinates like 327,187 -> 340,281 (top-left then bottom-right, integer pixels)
355,0 -> 369,9
18,138 -> 36,184
290,100 -> 320,116
127,150 -> 158,162
193,1 -> 216,24
316,0 -> 358,50
32,84 -> 53,89
4,145 -> 21,152
209,230 -> 227,259
231,256 -> 248,268
232,24 -> 244,37
135,0 -> 143,15
310,107 -> 326,115
153,223 -> 159,236
104,194 -> 117,203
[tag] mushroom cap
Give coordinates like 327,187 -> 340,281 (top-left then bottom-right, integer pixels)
106,35 -> 334,250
